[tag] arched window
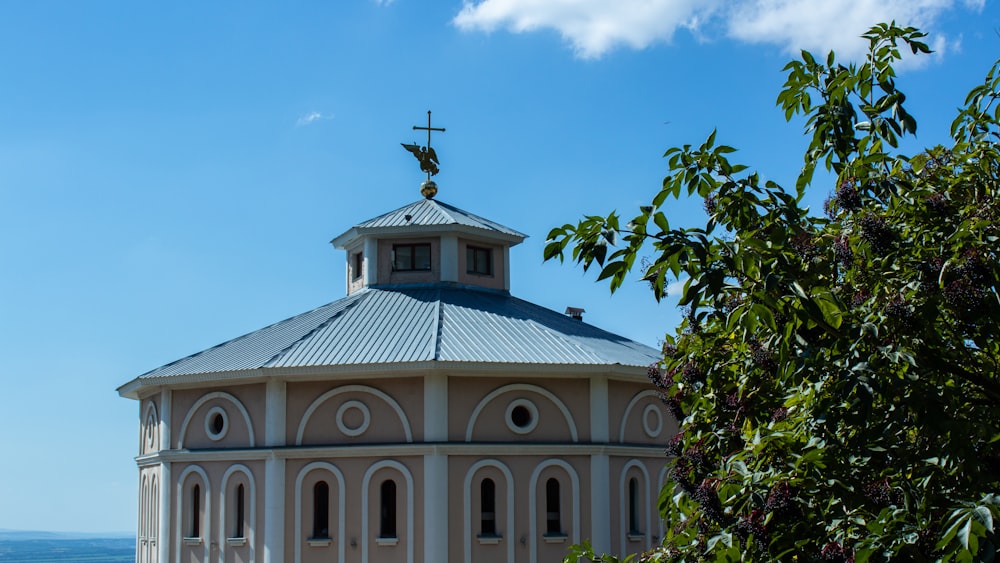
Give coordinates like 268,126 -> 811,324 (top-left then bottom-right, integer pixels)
234,483 -> 245,538
379,480 -> 397,538
480,478 -> 497,536
313,481 -> 330,539
628,477 -> 640,534
545,478 -> 561,535
191,484 -> 201,538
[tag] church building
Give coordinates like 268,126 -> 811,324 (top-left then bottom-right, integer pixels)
119,120 -> 673,563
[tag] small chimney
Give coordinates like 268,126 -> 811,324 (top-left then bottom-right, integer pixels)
564,307 -> 585,321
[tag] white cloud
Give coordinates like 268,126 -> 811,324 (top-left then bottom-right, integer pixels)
454,0 -> 712,59
296,111 -> 334,127
452,0 -> 982,60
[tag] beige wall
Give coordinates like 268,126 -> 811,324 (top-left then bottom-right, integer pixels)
378,238 -> 440,285
139,369 -> 667,562
456,238 -> 506,291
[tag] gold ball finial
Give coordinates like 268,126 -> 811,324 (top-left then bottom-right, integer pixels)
420,180 -> 438,199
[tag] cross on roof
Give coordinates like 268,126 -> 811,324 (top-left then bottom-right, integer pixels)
401,111 -> 447,197
413,110 -> 445,150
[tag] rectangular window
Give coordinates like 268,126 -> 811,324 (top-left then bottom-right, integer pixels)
393,243 -> 431,271
466,246 -> 493,276
353,252 -> 363,280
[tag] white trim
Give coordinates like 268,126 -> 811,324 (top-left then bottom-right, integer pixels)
618,390 -> 661,443
361,460 -> 414,563
220,464 -> 257,563
175,465 -> 210,563
335,400 -> 371,437
463,460 -> 516,563
440,233 -> 458,282
178,392 -> 255,448
619,460 -> 652,555
590,454 -> 611,555
204,406 -> 228,441
294,462 -> 346,563
118,361 -> 650,398
296,385 -> 413,445
642,404 -> 663,438
264,378 -> 286,447
139,442 -> 665,464
504,398 -> 538,434
466,383 -> 578,442
158,462 -> 170,563
528,460 -> 580,563
263,458 -> 284,563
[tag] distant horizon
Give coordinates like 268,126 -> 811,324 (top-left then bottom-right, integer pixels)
0,528 -> 135,539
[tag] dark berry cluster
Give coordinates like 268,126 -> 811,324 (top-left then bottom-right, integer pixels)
820,542 -> 855,563
833,235 -> 854,268
915,256 -> 944,294
944,278 -> 987,315
924,192 -> 949,215
850,288 -> 872,308
681,362 -> 706,385
771,406 -> 789,422
692,479 -> 726,525
665,432 -> 684,457
835,179 -> 863,212
750,341 -> 777,373
723,391 -> 744,412
791,231 -> 819,261
883,297 -> 915,330
733,510 -> 768,547
863,478 -> 901,508
957,249 -> 989,284
858,213 -> 893,255
704,193 -> 718,215
647,364 -> 669,389
764,481 -> 796,516
658,391 -> 685,421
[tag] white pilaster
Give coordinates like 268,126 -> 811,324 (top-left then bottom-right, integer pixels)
265,378 -> 286,447
440,234 -> 458,282
590,376 -> 611,554
503,246 -> 511,291
264,379 -> 287,563
158,462 -> 170,563
158,390 -> 171,563
364,237 -> 379,286
159,389 -> 172,451
424,373 -> 449,562
263,456 -> 285,563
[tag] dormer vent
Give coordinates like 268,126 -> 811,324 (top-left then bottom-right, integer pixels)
565,307 -> 585,321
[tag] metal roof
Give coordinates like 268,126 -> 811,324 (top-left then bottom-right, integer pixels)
122,283 -> 659,389
330,198 -> 526,248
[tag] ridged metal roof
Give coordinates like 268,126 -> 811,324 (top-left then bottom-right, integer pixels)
127,284 -> 659,384
331,198 -> 526,247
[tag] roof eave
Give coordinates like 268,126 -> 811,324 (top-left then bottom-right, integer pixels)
331,224 -> 526,249
117,361 -> 650,398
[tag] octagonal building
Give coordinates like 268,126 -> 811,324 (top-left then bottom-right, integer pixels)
119,189 -> 673,563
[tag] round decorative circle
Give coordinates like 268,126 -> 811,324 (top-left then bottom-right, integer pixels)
336,400 -> 371,437
205,406 -> 228,441
642,404 -> 663,438
505,398 -> 539,434
145,414 -> 157,449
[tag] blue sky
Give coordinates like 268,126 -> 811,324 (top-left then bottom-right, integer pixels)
0,0 -> 995,534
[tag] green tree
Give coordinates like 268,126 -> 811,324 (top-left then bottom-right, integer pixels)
547,23 -> 1000,562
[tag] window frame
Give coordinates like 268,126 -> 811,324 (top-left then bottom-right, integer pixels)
466,245 -> 493,276
480,478 -> 498,537
312,481 -> 330,539
392,243 -> 432,272
379,479 -> 398,539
